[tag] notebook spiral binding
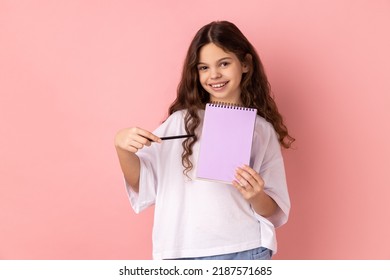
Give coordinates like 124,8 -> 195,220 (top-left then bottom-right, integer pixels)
208,101 -> 256,111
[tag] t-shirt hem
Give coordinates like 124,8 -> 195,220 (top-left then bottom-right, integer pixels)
153,240 -> 264,260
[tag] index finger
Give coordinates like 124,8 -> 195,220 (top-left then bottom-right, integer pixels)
138,129 -> 162,143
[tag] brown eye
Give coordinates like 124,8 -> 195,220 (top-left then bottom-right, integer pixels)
220,62 -> 230,68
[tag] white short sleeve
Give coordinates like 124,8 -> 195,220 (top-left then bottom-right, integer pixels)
125,154 -> 158,213
252,117 -> 291,228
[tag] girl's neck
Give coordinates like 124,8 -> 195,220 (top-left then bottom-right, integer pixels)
210,97 -> 243,106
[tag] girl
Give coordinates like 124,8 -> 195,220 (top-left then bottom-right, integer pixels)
115,21 -> 294,260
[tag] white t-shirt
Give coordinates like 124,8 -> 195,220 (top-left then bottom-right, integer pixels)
126,109 -> 290,260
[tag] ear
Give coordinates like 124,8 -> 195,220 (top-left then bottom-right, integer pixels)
242,53 -> 252,73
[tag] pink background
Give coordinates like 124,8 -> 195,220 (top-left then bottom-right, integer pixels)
1,0 -> 389,259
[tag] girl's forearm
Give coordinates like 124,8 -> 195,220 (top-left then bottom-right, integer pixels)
249,191 -> 278,218
115,147 -> 141,193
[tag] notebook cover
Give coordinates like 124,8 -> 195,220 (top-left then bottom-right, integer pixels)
196,103 -> 257,184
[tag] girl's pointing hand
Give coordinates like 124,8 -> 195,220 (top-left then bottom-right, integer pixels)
115,127 -> 161,154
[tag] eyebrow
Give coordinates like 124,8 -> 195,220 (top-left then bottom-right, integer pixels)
197,57 -> 233,65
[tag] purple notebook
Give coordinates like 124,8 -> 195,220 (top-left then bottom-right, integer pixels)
196,103 -> 257,184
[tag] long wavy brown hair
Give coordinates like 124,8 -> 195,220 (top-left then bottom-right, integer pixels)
168,21 -> 295,175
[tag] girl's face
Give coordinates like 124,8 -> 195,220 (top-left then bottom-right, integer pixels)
197,43 -> 249,104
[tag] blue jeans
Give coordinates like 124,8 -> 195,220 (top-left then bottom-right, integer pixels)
174,247 -> 272,260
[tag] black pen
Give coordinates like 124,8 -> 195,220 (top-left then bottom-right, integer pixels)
160,134 -> 194,140
147,134 -> 195,142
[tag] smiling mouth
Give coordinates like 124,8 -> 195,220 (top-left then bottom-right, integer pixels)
209,81 -> 229,89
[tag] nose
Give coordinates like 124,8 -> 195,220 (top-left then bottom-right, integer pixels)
210,67 -> 222,79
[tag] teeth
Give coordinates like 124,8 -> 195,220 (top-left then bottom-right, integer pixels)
211,82 -> 226,88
